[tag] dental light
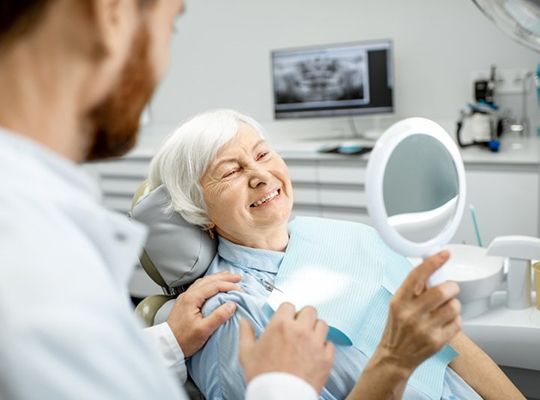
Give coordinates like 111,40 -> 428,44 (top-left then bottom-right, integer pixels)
473,0 -> 540,52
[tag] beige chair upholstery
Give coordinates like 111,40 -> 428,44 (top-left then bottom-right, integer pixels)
135,294 -> 175,327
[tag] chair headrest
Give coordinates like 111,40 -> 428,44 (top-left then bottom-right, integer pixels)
130,182 -> 217,290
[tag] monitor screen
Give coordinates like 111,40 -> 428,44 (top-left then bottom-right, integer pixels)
272,40 -> 393,119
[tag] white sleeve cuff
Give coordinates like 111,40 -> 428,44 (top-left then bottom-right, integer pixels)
144,322 -> 187,384
245,372 -> 318,400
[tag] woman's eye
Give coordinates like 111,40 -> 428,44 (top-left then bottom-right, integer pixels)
257,152 -> 270,160
223,169 -> 238,178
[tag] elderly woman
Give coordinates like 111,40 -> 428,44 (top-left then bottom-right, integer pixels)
148,110 -> 522,400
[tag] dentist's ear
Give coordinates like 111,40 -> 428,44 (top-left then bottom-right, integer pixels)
90,0 -> 138,59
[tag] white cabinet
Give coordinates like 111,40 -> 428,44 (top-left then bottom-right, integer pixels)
285,156 -> 370,224
452,165 -> 539,246
86,151 -> 540,248
286,155 -> 540,246
85,155 -> 151,214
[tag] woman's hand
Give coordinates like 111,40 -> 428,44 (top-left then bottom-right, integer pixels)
379,251 -> 461,372
347,251 -> 461,400
239,303 -> 335,394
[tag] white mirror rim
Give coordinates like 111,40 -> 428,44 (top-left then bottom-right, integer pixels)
366,117 -> 467,257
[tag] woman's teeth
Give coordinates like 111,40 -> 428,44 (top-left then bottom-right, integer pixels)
251,190 -> 280,208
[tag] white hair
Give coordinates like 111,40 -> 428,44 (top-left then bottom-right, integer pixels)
148,109 -> 265,227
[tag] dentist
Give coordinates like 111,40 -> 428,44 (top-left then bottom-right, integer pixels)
0,1 -> 463,399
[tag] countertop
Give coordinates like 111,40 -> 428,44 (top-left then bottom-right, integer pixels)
125,134 -> 540,167
270,135 -> 540,166
458,136 -> 540,166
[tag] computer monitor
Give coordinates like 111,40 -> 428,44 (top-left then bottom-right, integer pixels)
272,40 -> 393,119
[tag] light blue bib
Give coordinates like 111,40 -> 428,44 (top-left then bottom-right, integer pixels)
268,216 -> 457,400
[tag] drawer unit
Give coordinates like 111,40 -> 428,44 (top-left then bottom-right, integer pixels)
319,184 -> 366,208
318,160 -> 366,185
88,153 -> 370,221
284,155 -> 368,221
90,159 -> 150,178
292,184 -> 319,206
287,160 -> 318,183
100,178 -> 144,196
86,158 -> 149,215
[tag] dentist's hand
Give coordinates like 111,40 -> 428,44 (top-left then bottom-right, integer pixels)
167,272 -> 241,357
379,251 -> 461,372
239,303 -> 335,394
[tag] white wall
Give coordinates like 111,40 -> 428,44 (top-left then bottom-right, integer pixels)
140,0 -> 539,145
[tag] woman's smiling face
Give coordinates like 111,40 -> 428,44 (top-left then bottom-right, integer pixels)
201,123 -> 293,245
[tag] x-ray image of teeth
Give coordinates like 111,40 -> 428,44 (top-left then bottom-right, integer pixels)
273,49 -> 369,105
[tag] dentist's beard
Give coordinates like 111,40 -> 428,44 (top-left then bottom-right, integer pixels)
84,25 -> 155,161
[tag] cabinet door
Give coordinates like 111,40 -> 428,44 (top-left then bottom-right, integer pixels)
318,163 -> 367,185
319,186 -> 367,208
452,167 -> 539,246
317,160 -> 368,223
86,157 -> 151,214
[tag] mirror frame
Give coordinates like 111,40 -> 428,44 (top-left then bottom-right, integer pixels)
366,117 -> 467,258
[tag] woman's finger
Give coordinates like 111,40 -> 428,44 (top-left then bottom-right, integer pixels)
428,298 -> 462,329
396,252 -> 450,300
433,314 -> 462,346
191,281 -> 242,306
415,281 -> 460,314
190,272 -> 241,289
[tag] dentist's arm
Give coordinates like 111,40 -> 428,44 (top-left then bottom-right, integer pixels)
347,251 -> 462,400
146,272 -> 241,383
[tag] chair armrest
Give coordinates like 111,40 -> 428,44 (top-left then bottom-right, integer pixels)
135,294 -> 176,327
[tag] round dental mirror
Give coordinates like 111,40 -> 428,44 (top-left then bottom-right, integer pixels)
366,118 -> 467,285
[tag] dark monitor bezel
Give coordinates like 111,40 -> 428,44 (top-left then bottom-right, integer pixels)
271,39 -> 394,120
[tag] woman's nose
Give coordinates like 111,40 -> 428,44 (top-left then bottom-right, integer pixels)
248,166 -> 270,189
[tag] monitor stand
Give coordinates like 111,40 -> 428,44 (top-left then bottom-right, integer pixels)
301,117 -> 380,142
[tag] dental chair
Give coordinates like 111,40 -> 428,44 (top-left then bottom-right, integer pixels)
130,181 -> 217,400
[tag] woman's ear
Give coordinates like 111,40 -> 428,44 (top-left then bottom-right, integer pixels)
204,223 -> 216,240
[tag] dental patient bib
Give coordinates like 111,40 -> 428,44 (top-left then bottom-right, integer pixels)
267,216 -> 457,400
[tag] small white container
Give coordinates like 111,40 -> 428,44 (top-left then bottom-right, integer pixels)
443,244 -> 504,319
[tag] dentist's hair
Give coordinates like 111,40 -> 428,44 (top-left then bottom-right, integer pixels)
0,1 -> 156,49
148,109 -> 265,227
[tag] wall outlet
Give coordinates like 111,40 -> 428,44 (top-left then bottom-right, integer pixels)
470,68 -> 532,95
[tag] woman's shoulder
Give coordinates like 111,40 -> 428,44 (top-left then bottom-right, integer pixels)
199,258 -> 269,317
